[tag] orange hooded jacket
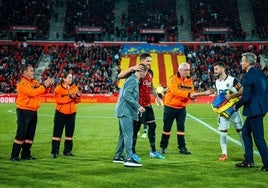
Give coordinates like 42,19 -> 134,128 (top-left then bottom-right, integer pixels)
54,83 -> 80,114
164,74 -> 194,109
16,76 -> 48,111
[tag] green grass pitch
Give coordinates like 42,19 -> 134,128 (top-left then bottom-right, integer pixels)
0,103 -> 267,188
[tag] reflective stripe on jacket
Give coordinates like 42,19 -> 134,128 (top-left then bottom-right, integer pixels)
16,76 -> 47,111
54,83 -> 80,114
164,75 -> 194,109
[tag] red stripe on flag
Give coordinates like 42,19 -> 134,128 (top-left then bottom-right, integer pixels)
129,55 -> 138,67
171,54 -> 179,75
157,53 -> 166,86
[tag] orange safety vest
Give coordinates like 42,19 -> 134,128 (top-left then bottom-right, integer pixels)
16,76 -> 48,111
164,74 -> 194,109
54,83 -> 80,114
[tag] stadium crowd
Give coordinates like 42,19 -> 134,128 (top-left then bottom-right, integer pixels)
63,0 -> 116,41
118,0 -> 178,42
41,44 -> 121,94
252,0 -> 268,40
0,0 -> 53,40
185,44 -> 267,91
1,0 -> 267,42
0,0 -> 268,94
189,0 -> 246,42
0,44 -> 44,93
1,42 -> 267,94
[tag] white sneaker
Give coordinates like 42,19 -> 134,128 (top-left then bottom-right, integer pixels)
124,159 -> 142,167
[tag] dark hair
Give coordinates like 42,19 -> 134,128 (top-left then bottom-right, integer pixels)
137,63 -> 149,72
59,71 -> 72,84
20,63 -> 32,74
213,62 -> 226,69
140,53 -> 151,60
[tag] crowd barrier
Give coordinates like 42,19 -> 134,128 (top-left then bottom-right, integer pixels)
0,94 -> 215,104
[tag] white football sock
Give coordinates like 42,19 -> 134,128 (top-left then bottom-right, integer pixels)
220,132 -> 228,155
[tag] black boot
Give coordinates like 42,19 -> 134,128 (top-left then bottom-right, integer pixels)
177,135 -> 191,155
21,143 -> 36,160
63,140 -> 74,156
51,140 -> 60,158
10,143 -> 22,161
160,134 -> 170,153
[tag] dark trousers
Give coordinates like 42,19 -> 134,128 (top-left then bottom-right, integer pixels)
132,105 -> 157,153
132,121 -> 157,153
243,114 -> 268,166
160,106 -> 187,150
11,108 -> 37,158
51,110 -> 76,154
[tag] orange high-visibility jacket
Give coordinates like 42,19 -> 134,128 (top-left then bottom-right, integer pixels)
54,83 -> 80,114
16,76 -> 48,111
164,74 -> 194,109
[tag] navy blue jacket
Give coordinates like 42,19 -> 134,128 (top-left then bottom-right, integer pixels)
236,67 -> 268,117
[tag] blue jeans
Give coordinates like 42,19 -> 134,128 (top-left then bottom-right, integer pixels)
114,116 -> 133,159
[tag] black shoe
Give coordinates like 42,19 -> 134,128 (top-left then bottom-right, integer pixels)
52,153 -> 59,159
259,166 -> 268,171
113,156 -> 125,163
63,152 -> 75,156
236,161 -> 254,168
179,148 -> 192,155
21,156 -> 37,160
10,156 -> 20,162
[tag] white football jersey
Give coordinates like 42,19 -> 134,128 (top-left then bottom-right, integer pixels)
215,76 -> 241,94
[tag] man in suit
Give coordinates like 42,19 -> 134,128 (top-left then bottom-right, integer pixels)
235,52 -> 268,172
113,64 -> 148,167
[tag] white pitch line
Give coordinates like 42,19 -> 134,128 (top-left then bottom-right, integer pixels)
187,113 -> 260,156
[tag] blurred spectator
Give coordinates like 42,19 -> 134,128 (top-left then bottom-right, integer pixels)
0,44 -> 44,93
63,0 -> 115,41
189,0 -> 246,42
252,0 -> 268,40
42,44 -> 122,94
184,44 -> 263,91
0,0 -> 52,40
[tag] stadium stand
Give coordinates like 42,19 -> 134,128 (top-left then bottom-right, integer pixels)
41,44 -> 122,94
189,0 -> 246,42
126,0 -> 178,42
252,0 -> 268,40
63,0 -> 116,42
0,0 -> 52,40
0,43 -> 44,93
0,0 -> 267,95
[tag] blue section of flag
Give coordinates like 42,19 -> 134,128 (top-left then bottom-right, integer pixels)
121,44 -> 185,54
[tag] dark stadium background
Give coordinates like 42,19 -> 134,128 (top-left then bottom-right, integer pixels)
0,0 -> 267,97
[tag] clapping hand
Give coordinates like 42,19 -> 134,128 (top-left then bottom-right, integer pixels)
77,86 -> 82,97
43,77 -> 54,88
